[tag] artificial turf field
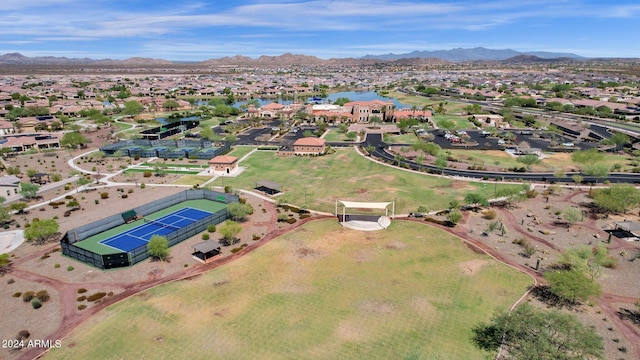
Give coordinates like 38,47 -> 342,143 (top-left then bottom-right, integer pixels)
73,199 -> 227,255
47,219 -> 532,360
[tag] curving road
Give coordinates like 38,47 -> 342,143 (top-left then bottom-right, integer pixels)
364,133 -> 640,184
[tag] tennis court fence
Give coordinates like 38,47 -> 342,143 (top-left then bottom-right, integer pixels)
60,189 -> 238,269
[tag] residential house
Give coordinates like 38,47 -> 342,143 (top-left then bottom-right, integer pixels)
0,175 -> 21,198
208,155 -> 238,174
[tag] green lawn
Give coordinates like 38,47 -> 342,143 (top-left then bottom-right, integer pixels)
46,219 -> 532,360
209,149 -> 523,213
322,128 -> 357,142
228,145 -> 256,159
387,133 -> 419,144
434,114 -> 475,130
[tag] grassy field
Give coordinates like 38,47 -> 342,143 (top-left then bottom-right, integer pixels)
322,128 -> 357,142
434,114 -> 474,130
46,220 -> 532,360
208,149 -> 524,213
387,133 -> 419,144
228,145 -> 256,159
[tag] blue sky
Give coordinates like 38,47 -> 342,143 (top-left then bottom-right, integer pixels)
0,0 -> 638,61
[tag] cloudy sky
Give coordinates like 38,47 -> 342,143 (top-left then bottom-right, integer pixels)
0,0 -> 638,61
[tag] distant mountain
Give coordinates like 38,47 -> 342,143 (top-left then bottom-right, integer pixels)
361,47 -> 584,61
0,52 -> 173,65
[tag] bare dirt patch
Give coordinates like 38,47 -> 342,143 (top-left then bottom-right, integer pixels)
385,241 -> 408,250
293,247 -> 322,259
458,259 -> 490,276
359,300 -> 396,314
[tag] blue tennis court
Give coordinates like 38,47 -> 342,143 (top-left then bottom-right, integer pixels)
100,207 -> 212,252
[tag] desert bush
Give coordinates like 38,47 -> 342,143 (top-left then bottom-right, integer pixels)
87,292 -> 107,302
17,330 -> 30,340
36,290 -> 50,302
299,214 -> 311,219
67,266 -> 74,271
252,234 -> 261,241
22,291 -> 35,302
31,298 -> 42,309
7,278 -> 15,284
201,233 -> 210,240
13,292 -> 22,297
140,183 -> 146,189
207,224 -> 216,233
513,238 -> 536,258
277,213 -> 289,222
143,171 -> 152,178
230,244 -> 248,253
54,263 -> 60,268
286,217 -> 297,224
77,288 -> 87,294
525,189 -> 538,198
77,296 -> 86,301
100,192 -> 109,199
77,304 -> 87,310
482,209 -> 497,220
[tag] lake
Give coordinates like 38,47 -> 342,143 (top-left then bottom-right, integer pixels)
231,91 -> 409,109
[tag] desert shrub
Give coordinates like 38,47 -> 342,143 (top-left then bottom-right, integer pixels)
40,254 -> 50,260
299,214 -> 311,219
239,197 -> 246,204
277,213 -> 289,222
128,188 -> 133,193
140,183 -> 146,189
65,195 -> 74,200
100,192 -> 109,199
87,292 -> 107,302
207,224 -> 216,233
483,210 -> 497,220
22,291 -> 35,302
13,292 -> 22,297
252,234 -> 261,241
224,185 -> 232,193
67,266 -> 74,271
230,244 -> 248,253
286,217 -> 297,224
121,194 -> 128,199
513,238 -> 536,258
525,189 -> 538,198
54,263 -> 60,268
77,304 -> 87,310
143,171 -> 152,178
94,199 -> 99,205
36,290 -> 50,302
77,288 -> 87,294
7,278 -> 15,284
600,257 -> 617,269
77,296 -> 86,301
17,330 -> 30,340
31,298 -> 42,309
201,233 -> 210,240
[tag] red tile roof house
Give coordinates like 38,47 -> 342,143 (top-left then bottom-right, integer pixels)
0,120 -> 15,135
208,155 -> 239,174
293,137 -> 326,155
343,100 -> 396,122
0,175 -> 21,198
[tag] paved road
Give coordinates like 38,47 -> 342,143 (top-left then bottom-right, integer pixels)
365,133 -> 640,184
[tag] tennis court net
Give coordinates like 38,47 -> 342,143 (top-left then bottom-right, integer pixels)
143,217 -> 181,231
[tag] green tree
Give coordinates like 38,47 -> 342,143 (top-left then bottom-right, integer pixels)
122,100 -> 144,115
219,220 -> 242,246
562,206 -> 582,225
600,132 -> 630,147
147,235 -> 170,261
25,218 -> 59,245
446,209 -> 463,224
560,243 -> 616,281
438,119 -> 456,132
592,184 -> 640,214
20,183 -> 40,199
435,152 -> 448,173
9,202 -> 28,214
516,154 -> 541,170
472,303 -> 604,360
345,132 -> 357,141
0,206 -> 11,225
227,202 -> 253,222
583,163 -> 609,184
333,97 -> 351,106
163,99 -> 180,110
200,127 -> 215,140
60,131 -> 89,149
571,148 -> 604,168
369,115 -> 382,126
0,253 -> 10,269
545,268 -> 602,304
464,193 -> 489,207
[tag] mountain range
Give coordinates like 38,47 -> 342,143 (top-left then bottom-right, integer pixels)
0,47 -> 589,66
360,47 -> 584,61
